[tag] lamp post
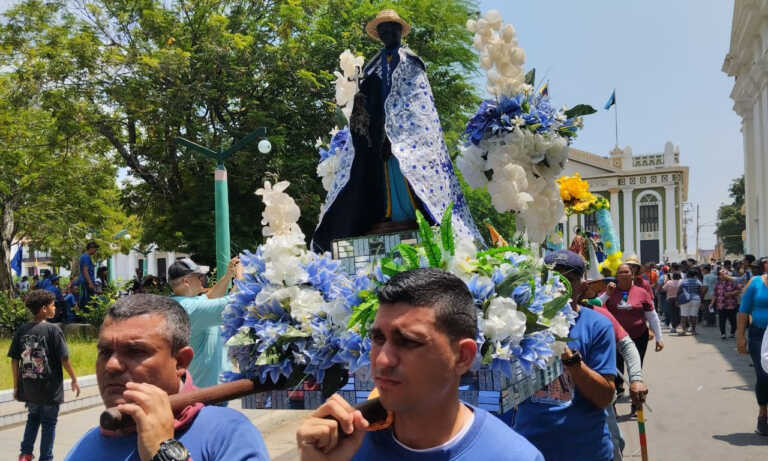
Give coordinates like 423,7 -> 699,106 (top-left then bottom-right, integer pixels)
175,128 -> 271,281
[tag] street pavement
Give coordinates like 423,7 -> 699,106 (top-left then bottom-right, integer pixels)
2,321 -> 767,460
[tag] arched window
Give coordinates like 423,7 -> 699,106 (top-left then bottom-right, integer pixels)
639,194 -> 659,233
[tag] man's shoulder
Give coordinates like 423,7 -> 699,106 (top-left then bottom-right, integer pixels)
192,405 -> 259,430
65,427 -> 134,460
470,407 -> 542,458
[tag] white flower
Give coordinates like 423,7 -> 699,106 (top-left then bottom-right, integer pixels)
315,137 -> 324,149
290,288 -> 328,323
512,115 -> 525,127
334,50 -> 364,122
255,181 -> 302,238
317,155 -> 341,192
445,236 -> 478,280
481,296 -> 526,343
483,10 -> 503,30
457,144 -> 488,189
549,312 -> 571,338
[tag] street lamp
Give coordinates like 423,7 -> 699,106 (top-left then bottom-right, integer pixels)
175,128 -> 271,281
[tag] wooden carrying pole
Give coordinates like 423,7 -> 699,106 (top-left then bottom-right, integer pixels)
100,378 -> 281,431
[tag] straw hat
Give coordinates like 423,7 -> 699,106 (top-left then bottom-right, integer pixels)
366,9 -> 411,42
624,254 -> 642,267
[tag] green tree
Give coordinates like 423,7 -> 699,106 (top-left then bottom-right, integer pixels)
716,175 -> 745,255
1,0 -> 481,266
0,72 -> 137,292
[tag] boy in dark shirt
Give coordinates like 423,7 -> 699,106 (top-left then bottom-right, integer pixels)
8,290 -> 80,461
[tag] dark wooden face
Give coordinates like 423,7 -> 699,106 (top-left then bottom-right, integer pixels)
377,22 -> 402,48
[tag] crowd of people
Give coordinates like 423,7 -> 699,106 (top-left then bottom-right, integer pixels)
7,247 -> 768,460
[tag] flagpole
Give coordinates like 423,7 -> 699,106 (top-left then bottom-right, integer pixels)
614,91 -> 619,147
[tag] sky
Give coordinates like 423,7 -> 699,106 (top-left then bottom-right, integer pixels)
0,0 -> 743,251
477,0 -> 743,251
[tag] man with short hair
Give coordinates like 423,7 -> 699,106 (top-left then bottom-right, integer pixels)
169,257 -> 242,388
296,268 -> 543,461
64,294 -> 269,461
511,250 -> 617,461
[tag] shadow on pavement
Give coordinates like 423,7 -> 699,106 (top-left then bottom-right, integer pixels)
712,432 -> 768,447
692,325 -> 756,387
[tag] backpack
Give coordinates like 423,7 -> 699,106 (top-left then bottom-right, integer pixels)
677,282 -> 692,305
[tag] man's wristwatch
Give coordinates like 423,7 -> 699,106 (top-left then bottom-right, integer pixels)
152,439 -> 189,461
562,350 -> 583,368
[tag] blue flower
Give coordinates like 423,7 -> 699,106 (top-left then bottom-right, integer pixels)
466,274 -> 494,304
512,284 -> 531,306
512,332 -> 555,373
336,331 -> 371,373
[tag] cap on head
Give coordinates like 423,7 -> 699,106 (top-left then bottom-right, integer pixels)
167,258 -> 209,281
544,250 -> 585,277
366,9 -> 411,41
86,241 -> 100,250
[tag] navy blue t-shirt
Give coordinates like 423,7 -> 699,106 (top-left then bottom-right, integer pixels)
64,405 -> 269,461
352,403 -> 543,461
512,307 -> 617,461
79,252 -> 94,284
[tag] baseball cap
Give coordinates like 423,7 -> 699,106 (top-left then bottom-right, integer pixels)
168,258 -> 210,281
544,250 -> 585,277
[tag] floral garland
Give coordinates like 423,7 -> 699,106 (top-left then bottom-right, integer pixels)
457,11 -> 595,244
222,180 -> 577,388
557,173 -> 609,216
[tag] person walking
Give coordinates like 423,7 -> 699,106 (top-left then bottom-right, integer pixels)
662,273 -> 683,333
713,269 -> 740,339
603,263 -> 664,397
77,242 -> 99,310
702,264 -> 718,326
7,290 -> 81,461
679,270 -> 704,336
737,257 -> 768,436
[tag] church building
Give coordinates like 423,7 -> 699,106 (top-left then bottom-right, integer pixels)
561,142 -> 690,264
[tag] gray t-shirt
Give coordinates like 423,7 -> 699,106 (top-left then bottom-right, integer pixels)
7,321 -> 69,404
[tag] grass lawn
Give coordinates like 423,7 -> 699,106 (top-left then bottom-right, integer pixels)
0,336 -> 98,390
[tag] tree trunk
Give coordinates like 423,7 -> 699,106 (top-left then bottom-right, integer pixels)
0,204 -> 16,295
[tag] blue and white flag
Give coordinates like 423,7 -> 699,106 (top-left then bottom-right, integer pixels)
10,247 -> 22,275
604,90 -> 616,110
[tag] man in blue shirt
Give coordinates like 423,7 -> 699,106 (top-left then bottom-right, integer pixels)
296,267 -> 543,461
78,241 -> 99,310
169,257 -> 242,388
64,294 -> 269,460
511,250 -> 617,461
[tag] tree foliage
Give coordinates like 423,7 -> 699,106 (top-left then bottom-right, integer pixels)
716,175 -> 745,255
1,0 -> 482,266
0,70 -> 137,292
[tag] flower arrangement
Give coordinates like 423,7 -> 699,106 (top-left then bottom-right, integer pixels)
221,180 -> 373,386
457,11 -> 595,244
346,205 -> 577,374
223,180 -> 576,390
557,173 -> 609,216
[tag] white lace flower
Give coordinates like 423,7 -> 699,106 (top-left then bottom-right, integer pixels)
548,312 -> 571,338
334,50 -> 364,122
445,236 -> 478,280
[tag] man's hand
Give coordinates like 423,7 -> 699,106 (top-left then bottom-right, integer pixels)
117,382 -> 175,461
71,378 -> 81,397
605,282 -> 616,297
225,256 -> 240,279
738,336 -> 748,355
296,394 -> 369,461
655,341 -> 664,352
629,381 -> 648,407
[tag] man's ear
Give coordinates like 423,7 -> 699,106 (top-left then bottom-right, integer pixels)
174,346 -> 194,377
455,338 -> 478,375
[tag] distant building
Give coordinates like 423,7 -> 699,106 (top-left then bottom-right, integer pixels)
562,142 -> 690,264
722,0 -> 768,255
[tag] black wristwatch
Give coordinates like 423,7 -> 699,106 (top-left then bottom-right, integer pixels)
562,350 -> 583,368
152,439 -> 189,461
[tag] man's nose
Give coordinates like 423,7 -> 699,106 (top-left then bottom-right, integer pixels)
373,342 -> 399,370
104,353 -> 126,374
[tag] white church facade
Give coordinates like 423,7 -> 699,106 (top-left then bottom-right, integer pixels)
723,0 -> 768,256
562,142 -> 690,264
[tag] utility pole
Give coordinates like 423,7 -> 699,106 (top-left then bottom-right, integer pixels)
696,204 -> 700,261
